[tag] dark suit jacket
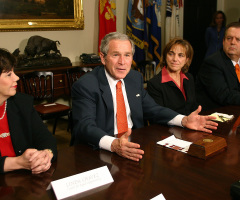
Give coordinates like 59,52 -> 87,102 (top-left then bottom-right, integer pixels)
147,71 -> 198,115
71,66 -> 178,147
0,92 -> 57,173
196,49 -> 240,110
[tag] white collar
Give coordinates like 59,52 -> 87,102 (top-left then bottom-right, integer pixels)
104,68 -> 125,87
232,58 -> 240,67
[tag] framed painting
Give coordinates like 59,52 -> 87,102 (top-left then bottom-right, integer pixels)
0,0 -> 84,31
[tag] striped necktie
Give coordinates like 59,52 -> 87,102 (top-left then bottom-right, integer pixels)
116,81 -> 128,138
235,64 -> 240,82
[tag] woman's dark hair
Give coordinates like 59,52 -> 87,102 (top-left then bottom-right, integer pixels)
160,37 -> 194,73
210,10 -> 226,27
0,48 -> 17,75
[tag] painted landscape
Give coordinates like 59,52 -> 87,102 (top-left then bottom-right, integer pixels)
0,0 -> 74,19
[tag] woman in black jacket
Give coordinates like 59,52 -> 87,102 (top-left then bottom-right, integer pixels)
147,38 -> 198,115
0,48 -> 57,174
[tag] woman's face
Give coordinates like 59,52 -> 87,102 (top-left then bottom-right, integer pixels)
0,70 -> 19,102
215,13 -> 224,26
166,44 -> 189,73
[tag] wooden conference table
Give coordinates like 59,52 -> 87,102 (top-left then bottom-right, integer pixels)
1,106 -> 240,200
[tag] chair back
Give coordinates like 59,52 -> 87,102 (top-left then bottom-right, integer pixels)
66,67 -> 89,94
23,71 -> 54,102
136,61 -> 156,83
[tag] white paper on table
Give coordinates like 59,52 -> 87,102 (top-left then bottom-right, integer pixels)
51,166 -> 114,200
157,135 -> 192,153
150,193 -> 166,200
44,103 -> 57,106
209,112 -> 234,122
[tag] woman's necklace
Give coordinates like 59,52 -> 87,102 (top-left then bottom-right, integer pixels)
0,100 -> 7,120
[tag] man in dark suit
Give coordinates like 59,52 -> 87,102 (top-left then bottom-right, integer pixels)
196,22 -> 240,110
72,32 -> 217,161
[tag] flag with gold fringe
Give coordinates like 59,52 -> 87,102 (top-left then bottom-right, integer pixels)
146,0 -> 162,70
99,0 -> 116,53
165,0 -> 183,45
127,0 -> 146,66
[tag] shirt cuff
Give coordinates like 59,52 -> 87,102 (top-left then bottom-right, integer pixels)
168,114 -> 185,127
99,135 -> 116,152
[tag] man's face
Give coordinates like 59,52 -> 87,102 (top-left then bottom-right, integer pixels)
223,27 -> 240,61
100,39 -> 133,80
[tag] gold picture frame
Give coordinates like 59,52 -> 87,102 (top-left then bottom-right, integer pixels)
0,0 -> 84,31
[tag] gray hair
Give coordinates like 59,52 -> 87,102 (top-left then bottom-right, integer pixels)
100,32 -> 135,56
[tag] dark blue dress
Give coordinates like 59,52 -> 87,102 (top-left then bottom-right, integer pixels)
205,26 -> 225,58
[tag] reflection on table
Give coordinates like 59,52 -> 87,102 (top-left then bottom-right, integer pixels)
0,105 -> 240,199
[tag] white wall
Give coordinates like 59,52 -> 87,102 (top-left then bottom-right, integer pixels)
0,0 -> 238,65
0,0 -> 128,64
218,0 -> 240,24
217,0 -> 224,11
224,0 -> 240,24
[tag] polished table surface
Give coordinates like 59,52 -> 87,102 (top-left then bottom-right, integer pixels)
1,106 -> 240,199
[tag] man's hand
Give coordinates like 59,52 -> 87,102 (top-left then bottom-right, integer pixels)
111,128 -> 144,161
181,105 -> 218,133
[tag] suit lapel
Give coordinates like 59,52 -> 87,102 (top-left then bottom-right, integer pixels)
124,71 -> 141,114
6,97 -> 23,151
222,50 -> 237,79
183,78 -> 190,100
98,67 -> 114,114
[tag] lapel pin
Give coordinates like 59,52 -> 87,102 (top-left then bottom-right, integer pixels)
136,94 -> 140,97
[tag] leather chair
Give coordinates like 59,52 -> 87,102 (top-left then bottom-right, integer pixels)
135,61 -> 156,89
66,66 -> 101,139
135,61 -> 157,125
22,71 -> 70,135
66,67 -> 91,135
66,67 -> 88,95
136,60 -> 156,83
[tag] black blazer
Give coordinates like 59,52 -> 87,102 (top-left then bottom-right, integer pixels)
147,71 -> 198,115
196,49 -> 240,110
0,93 -> 57,173
71,66 -> 178,148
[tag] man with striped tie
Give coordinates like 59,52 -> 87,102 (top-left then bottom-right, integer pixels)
196,22 -> 240,111
71,32 -> 217,161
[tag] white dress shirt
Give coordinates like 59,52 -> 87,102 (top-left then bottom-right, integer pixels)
99,69 -> 184,151
232,59 -> 240,68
